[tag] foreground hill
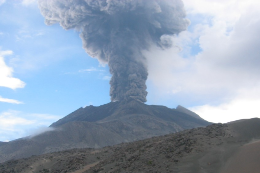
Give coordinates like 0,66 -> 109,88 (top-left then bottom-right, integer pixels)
1,118 -> 259,173
0,99 -> 210,163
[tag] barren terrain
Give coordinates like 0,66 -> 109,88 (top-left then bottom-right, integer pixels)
1,118 -> 259,173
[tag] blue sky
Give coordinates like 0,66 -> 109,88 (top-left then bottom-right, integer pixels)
1,0 -> 260,141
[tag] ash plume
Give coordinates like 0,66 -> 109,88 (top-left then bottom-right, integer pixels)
38,0 -> 189,102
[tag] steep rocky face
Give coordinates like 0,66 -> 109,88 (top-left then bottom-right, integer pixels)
1,119 -> 260,173
0,99 -> 210,163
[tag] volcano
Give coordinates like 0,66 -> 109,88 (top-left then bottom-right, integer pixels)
0,99 -> 210,163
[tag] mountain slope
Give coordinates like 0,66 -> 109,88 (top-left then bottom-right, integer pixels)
0,142 -> 6,147
0,99 -> 210,163
1,118 -> 259,173
51,99 -> 207,127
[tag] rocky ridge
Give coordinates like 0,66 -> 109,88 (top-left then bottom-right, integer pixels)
2,118 -> 260,173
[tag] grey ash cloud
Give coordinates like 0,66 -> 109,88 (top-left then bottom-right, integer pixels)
38,0 -> 189,102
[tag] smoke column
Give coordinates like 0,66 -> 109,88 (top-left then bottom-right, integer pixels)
38,0 -> 189,102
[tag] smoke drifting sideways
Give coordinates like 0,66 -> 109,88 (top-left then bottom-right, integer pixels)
38,0 -> 189,103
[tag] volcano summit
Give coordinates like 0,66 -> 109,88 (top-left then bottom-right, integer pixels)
0,99 -> 210,163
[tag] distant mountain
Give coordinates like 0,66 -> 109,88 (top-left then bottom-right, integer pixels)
1,118 -> 260,173
0,99 -> 210,163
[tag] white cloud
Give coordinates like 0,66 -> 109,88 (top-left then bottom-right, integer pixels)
0,0 -> 5,6
79,67 -> 104,73
0,110 -> 33,128
0,110 -> 34,141
183,0 -> 260,23
190,96 -> 260,123
65,67 -> 106,75
145,0 -> 260,123
0,50 -> 26,89
0,96 -> 23,104
0,110 -> 60,141
190,87 -> 260,123
146,0 -> 260,104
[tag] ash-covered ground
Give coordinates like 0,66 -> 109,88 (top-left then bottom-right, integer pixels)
1,118 -> 260,173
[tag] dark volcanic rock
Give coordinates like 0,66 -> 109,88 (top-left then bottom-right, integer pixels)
51,99 -> 208,128
1,118 -> 260,173
0,99 -> 210,163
